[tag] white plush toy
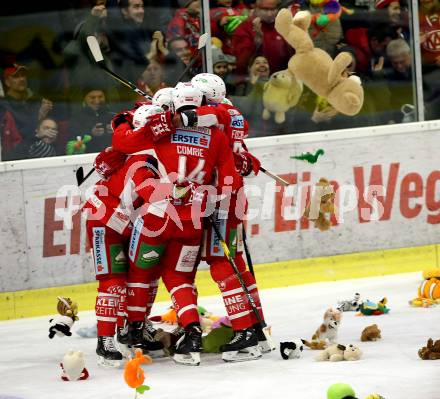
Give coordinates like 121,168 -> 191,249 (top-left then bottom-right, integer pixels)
315,343 -> 362,362
280,339 -> 304,359
61,350 -> 89,381
337,293 -> 362,312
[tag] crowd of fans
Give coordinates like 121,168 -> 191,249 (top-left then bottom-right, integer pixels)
0,0 -> 439,161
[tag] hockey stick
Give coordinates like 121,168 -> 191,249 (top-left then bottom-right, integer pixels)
76,166 -> 95,186
86,36 -> 152,100
174,33 -> 209,84
259,166 -> 289,186
242,225 -> 255,278
209,215 -> 275,350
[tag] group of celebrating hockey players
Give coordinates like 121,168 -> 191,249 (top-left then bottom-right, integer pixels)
82,73 -> 272,367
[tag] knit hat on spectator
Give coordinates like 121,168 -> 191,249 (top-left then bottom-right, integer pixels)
212,47 -> 235,66
375,0 -> 399,9
177,0 -> 197,7
3,64 -> 27,78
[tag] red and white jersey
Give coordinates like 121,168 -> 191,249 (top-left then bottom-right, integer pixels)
197,103 -> 249,154
83,155 -> 156,236
420,11 -> 440,65
112,120 -> 241,221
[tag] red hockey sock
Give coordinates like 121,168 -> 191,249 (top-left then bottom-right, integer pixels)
146,278 -> 159,318
168,283 -> 199,328
210,258 -> 254,331
116,286 -> 127,329
241,270 -> 265,324
96,278 -> 125,336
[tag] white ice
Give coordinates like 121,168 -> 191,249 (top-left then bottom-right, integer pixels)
1,272 -> 439,399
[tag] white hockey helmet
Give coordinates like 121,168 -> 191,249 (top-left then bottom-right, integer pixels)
132,104 -> 163,129
152,87 -> 174,110
172,82 -> 203,112
191,73 -> 226,104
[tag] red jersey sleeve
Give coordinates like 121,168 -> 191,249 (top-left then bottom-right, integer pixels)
213,130 -> 241,192
112,122 -> 154,154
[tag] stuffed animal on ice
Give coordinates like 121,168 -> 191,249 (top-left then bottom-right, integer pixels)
303,178 -> 336,231
315,343 -> 362,361
280,339 -> 304,359
337,293 -> 362,312
418,338 -> 440,360
327,383 -> 385,399
361,324 -> 381,342
49,297 -> 79,339
359,298 -> 390,316
410,269 -> 440,307
311,308 -> 342,345
275,9 -> 363,116
262,69 -> 303,124
60,350 -> 89,381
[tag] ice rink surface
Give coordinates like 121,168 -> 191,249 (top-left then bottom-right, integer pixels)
1,272 -> 439,399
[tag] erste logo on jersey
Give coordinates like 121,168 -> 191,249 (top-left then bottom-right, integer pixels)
230,115 -> 244,128
171,129 -> 211,148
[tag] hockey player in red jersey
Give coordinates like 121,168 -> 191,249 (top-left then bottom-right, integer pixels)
83,137 -> 162,367
112,82 -> 242,366
188,73 -> 273,362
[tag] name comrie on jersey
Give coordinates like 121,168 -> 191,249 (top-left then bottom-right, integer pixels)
171,128 -> 211,149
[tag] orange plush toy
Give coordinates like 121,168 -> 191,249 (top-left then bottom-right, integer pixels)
124,349 -> 152,394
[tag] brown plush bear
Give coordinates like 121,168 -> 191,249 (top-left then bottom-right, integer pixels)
275,9 -> 364,116
418,338 -> 440,360
303,178 -> 335,231
361,324 -> 381,342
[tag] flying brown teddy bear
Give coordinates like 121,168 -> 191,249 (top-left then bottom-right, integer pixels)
303,178 -> 335,231
275,9 -> 364,116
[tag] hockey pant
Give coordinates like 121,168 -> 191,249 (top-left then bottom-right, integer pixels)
86,219 -> 130,337
127,213 -> 201,328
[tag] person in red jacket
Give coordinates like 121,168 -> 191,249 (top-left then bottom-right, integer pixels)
112,82 -> 242,366
231,0 -> 294,80
189,73 -> 274,362
84,149 -> 159,367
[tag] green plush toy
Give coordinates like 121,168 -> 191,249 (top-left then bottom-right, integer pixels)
66,135 -> 92,155
224,13 -> 248,34
202,325 -> 234,353
291,149 -> 325,164
327,383 -> 357,399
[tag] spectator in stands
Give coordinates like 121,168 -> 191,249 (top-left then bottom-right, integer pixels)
232,0 -> 294,81
235,55 -> 270,96
137,60 -> 167,97
167,0 -> 201,55
211,47 -> 236,93
6,118 -> 59,160
0,64 -> 54,160
67,89 -> 113,154
374,0 -> 409,40
210,0 -> 250,55
106,0 -> 151,80
168,37 -> 192,67
163,36 -> 199,83
345,23 -> 398,75
63,5 -> 120,104
419,0 -> 440,119
375,38 -> 413,122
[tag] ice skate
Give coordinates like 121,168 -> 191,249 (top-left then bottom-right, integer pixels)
96,336 -> 124,368
220,328 -> 262,362
116,325 -> 134,359
254,324 -> 276,353
140,319 -> 165,358
173,323 -> 202,366
127,320 -> 144,346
